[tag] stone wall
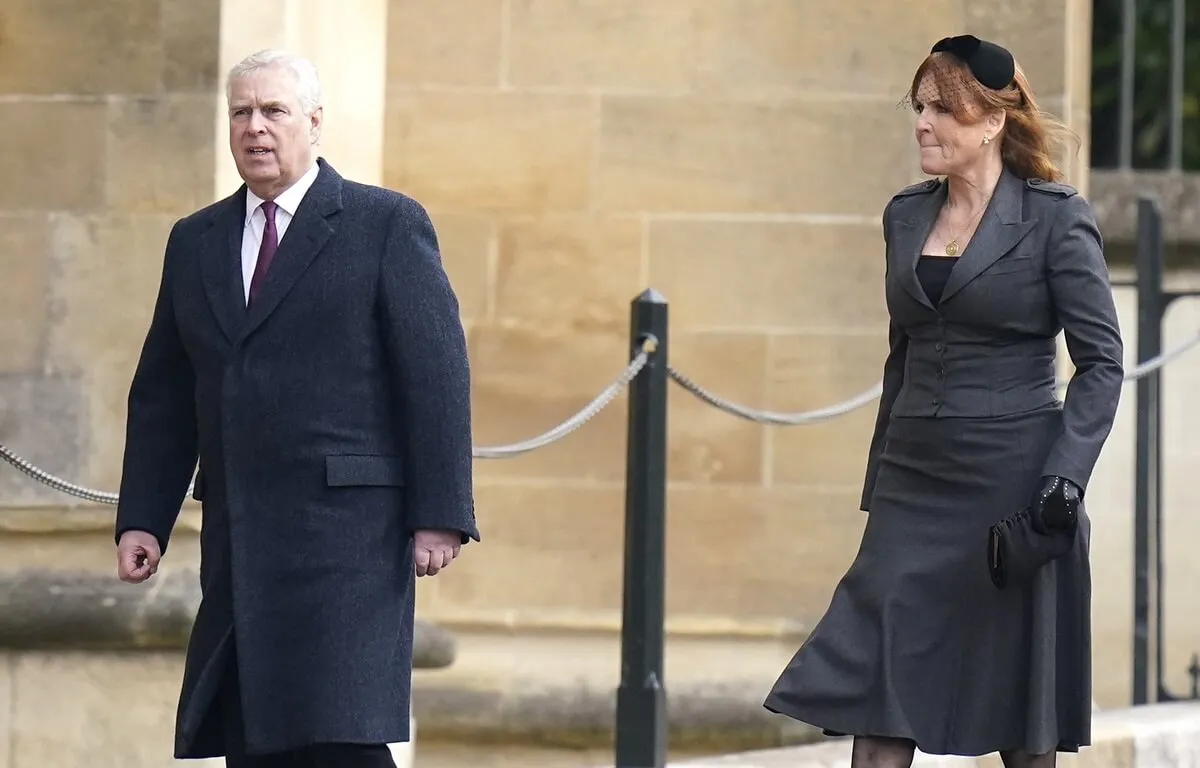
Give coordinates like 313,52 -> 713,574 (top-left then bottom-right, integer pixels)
384,0 -> 1102,638
0,0 -> 219,508
5,0 -> 1185,716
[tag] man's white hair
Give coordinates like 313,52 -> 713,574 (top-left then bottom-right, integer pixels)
225,49 -> 323,115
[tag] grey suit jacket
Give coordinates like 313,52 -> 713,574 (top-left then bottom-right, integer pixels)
860,168 -> 1124,511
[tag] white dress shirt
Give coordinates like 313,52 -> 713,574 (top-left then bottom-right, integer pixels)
241,161 -> 321,304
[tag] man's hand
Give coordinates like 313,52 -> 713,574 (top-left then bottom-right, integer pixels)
117,530 -> 162,584
413,529 -> 462,577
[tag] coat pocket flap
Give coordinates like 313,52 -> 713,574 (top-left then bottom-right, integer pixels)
325,455 -> 405,487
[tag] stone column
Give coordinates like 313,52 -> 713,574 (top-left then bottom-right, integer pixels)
213,0 -> 390,196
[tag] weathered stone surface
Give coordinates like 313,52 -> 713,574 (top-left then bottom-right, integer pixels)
0,0 -> 162,95
0,100 -> 107,211
0,653 -> 10,768
424,483 -> 864,623
10,650 -> 189,768
44,214 -> 177,487
410,630 -> 815,751
507,0 -> 696,91
768,332 -> 887,488
663,487 -> 864,621
432,485 -> 626,615
0,568 -> 457,667
494,215 -> 644,334
161,0 -> 220,92
468,324 -> 629,483
596,97 -> 916,216
964,0 -> 1068,97
388,0 -> 503,86
0,373 -> 86,506
0,571 -> 453,667
668,332 -> 768,485
687,0 -> 962,98
507,0 -> 963,97
1091,170 -> 1200,244
0,214 -> 50,373
106,95 -> 217,214
430,212 -> 494,324
0,569 -> 198,650
646,220 -> 889,332
384,90 -> 596,213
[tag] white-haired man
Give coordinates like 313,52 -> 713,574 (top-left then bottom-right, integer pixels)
113,49 -> 479,768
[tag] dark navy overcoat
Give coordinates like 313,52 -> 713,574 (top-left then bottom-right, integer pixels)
115,158 -> 479,758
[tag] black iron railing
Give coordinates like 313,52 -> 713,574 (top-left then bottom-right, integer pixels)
1092,0 -> 1198,171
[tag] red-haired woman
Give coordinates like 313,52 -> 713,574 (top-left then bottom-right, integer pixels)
764,35 -> 1124,768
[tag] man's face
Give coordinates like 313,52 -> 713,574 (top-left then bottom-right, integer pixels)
227,66 -> 321,200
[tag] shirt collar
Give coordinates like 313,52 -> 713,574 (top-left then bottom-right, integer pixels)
244,161 -> 321,224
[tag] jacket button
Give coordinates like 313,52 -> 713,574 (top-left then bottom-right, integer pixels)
935,342 -> 945,352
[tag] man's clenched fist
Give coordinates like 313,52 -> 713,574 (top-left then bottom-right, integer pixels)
117,530 -> 162,583
413,529 -> 462,577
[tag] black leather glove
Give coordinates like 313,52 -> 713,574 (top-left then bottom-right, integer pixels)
1030,475 -> 1081,534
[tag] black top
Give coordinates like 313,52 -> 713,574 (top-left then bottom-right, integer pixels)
916,255 -> 957,306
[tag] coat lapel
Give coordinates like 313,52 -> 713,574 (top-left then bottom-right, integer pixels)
939,169 -> 1037,305
238,160 -> 344,342
891,182 -> 946,312
198,189 -> 249,344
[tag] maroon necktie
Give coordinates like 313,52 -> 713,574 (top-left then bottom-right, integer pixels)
248,200 -> 278,305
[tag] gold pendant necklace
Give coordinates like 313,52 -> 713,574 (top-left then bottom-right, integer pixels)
942,197 -> 990,257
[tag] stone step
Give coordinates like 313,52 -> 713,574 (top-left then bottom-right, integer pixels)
410,627 -> 819,752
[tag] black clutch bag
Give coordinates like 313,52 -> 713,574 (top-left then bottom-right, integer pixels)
987,506 -> 1076,590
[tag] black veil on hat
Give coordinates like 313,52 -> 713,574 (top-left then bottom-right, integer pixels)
929,34 -> 1015,90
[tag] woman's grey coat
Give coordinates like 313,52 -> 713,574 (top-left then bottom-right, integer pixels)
765,168 -> 1124,755
862,170 -> 1124,508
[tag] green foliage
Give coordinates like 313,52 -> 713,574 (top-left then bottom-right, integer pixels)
1091,0 -> 1200,170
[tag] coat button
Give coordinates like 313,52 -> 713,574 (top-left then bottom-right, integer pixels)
935,342 -> 945,352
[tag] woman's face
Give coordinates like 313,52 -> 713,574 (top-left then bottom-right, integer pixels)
912,74 -> 998,178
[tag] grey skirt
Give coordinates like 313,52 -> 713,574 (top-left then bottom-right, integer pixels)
763,404 -> 1091,757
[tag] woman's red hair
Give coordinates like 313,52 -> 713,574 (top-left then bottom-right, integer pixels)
906,52 -> 1078,182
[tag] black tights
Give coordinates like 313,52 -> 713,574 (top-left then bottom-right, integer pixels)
849,736 -> 1056,768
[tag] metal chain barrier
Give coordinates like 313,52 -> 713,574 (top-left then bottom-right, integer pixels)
0,338 -> 656,506
5,325 -> 1200,503
668,329 -> 1200,426
472,337 -> 654,459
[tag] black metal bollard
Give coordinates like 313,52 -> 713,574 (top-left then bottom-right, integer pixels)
615,289 -> 670,768
1128,198 -> 1200,704
1132,196 -> 1164,705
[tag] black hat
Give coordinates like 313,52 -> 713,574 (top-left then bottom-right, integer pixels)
930,35 -> 1015,90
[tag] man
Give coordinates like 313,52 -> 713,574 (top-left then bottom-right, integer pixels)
113,49 -> 479,768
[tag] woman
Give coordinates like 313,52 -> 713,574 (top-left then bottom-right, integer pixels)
763,35 -> 1124,768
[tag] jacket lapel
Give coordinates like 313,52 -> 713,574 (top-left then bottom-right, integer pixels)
198,189 -> 249,344
891,182 -> 946,312
238,160 -> 344,343
939,169 -> 1038,305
